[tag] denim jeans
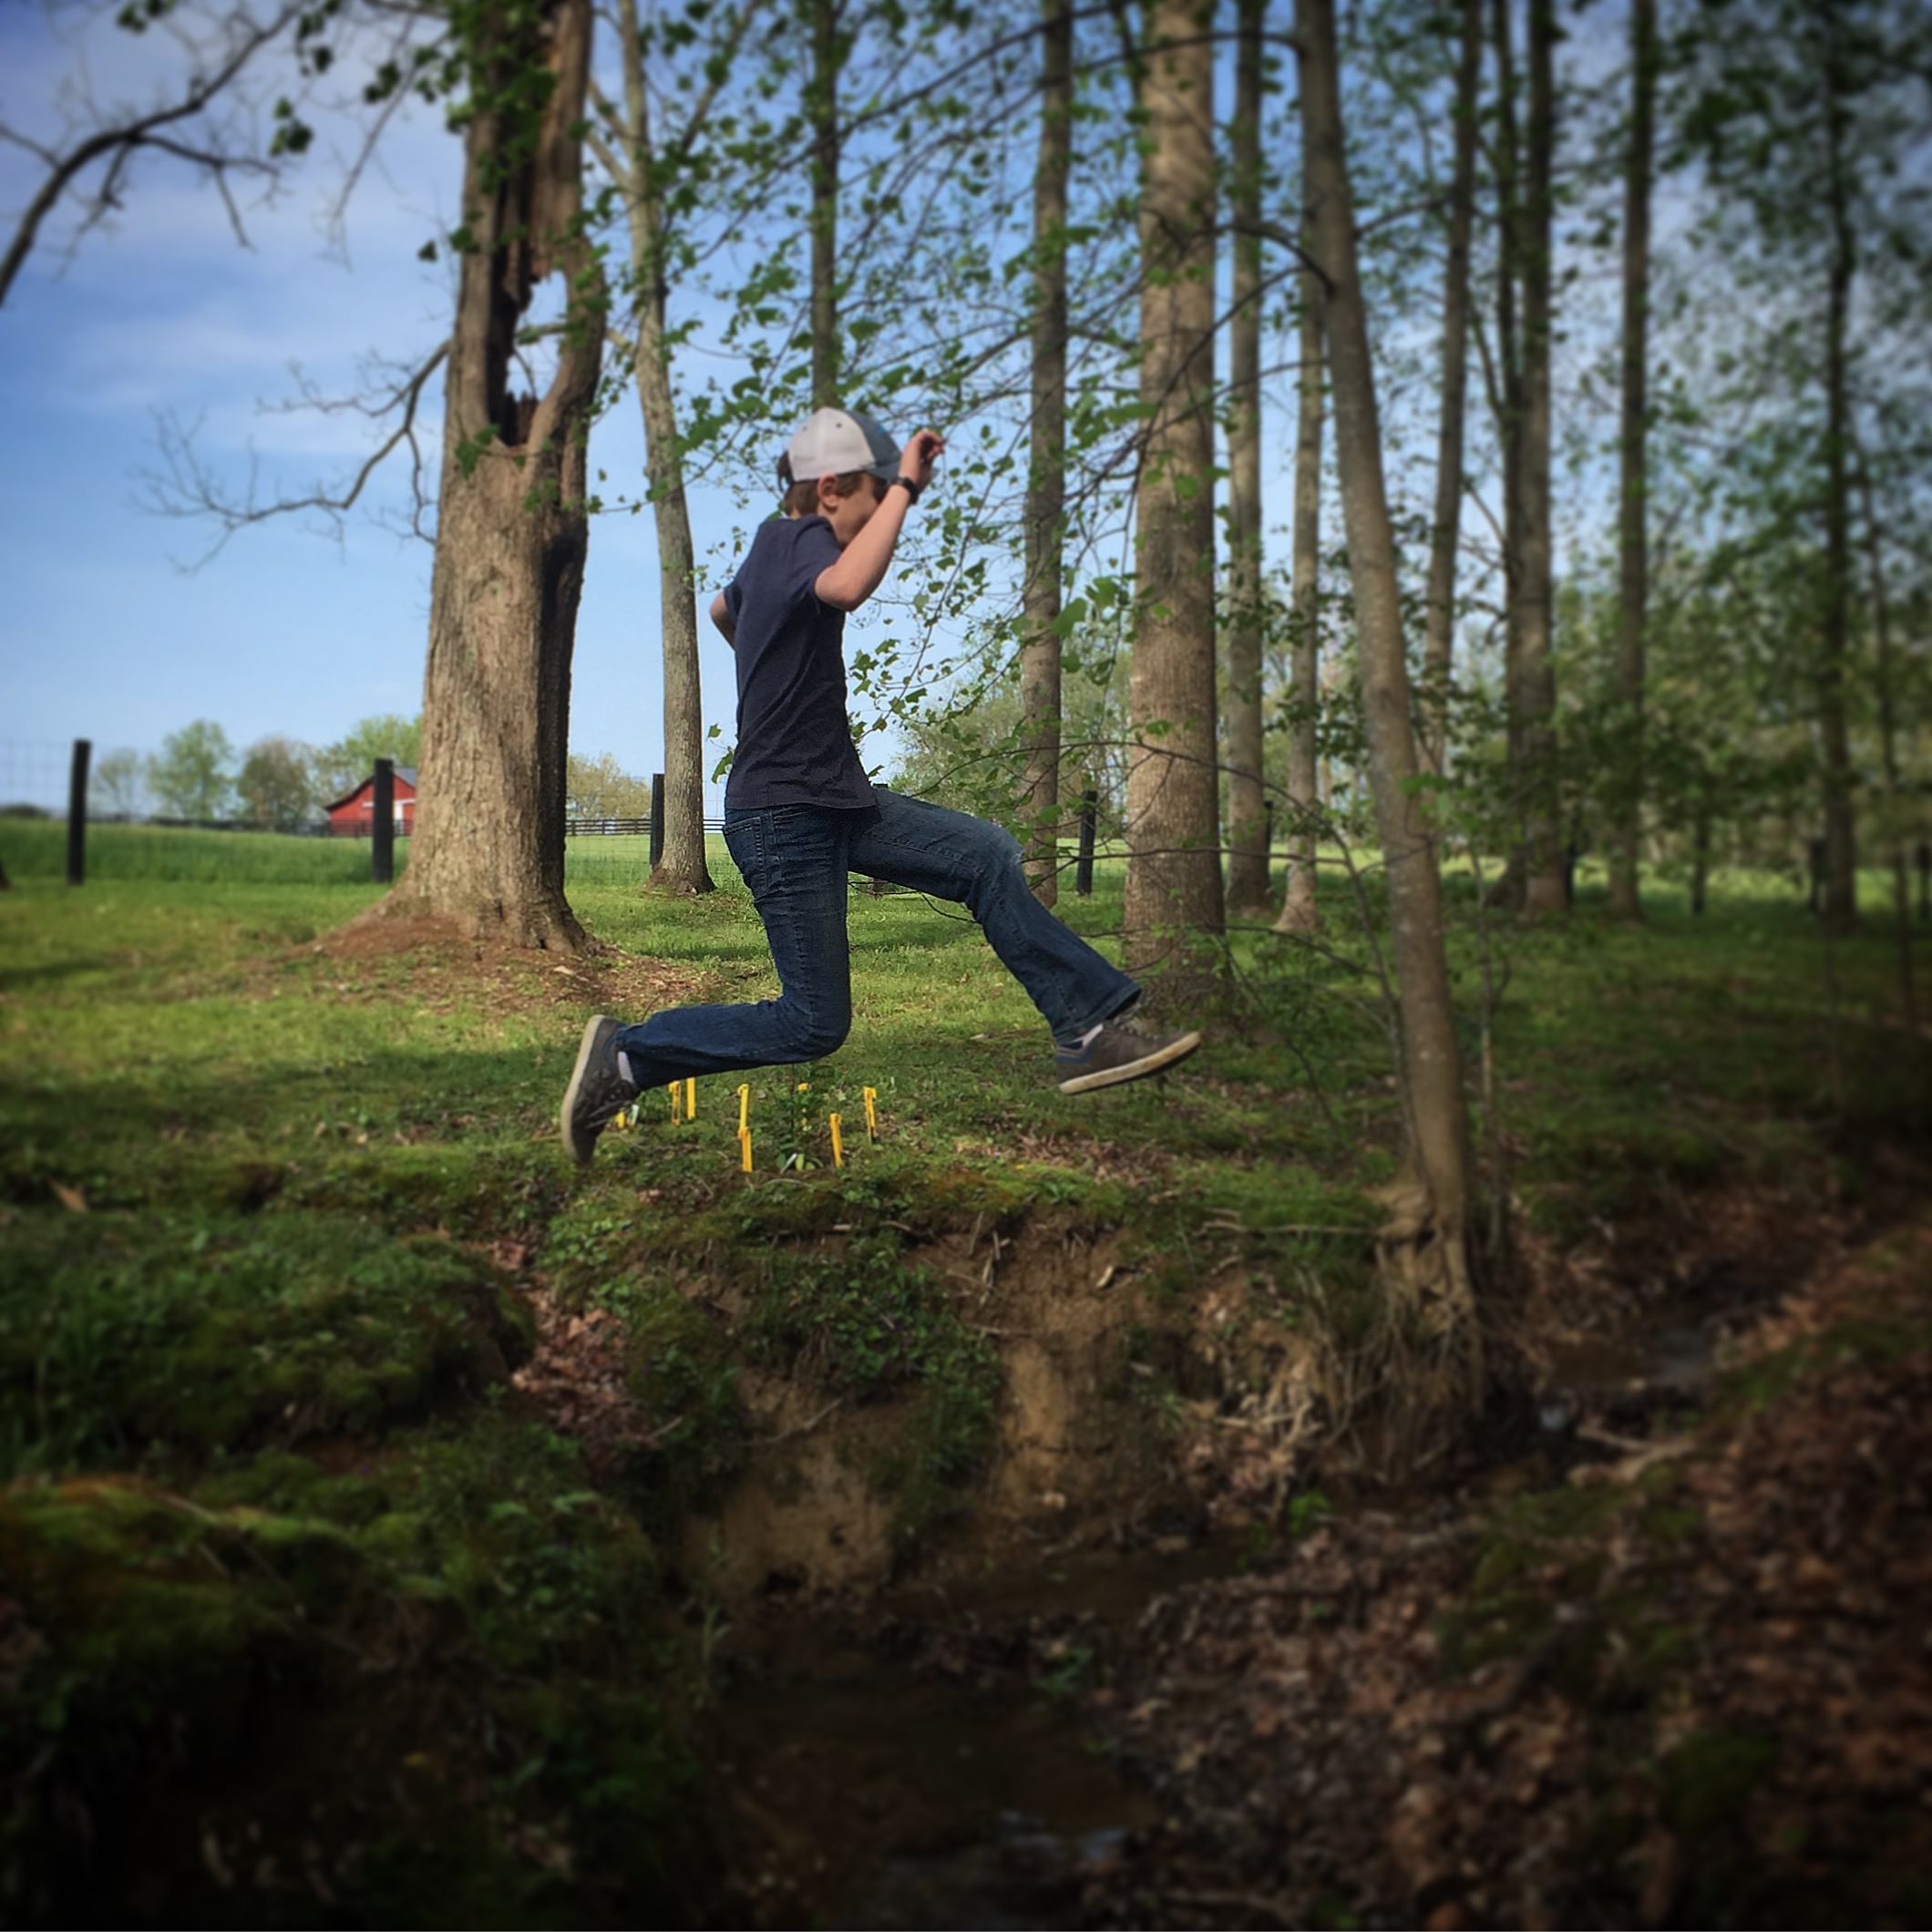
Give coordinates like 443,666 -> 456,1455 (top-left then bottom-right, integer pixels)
611,790 -> 1138,1085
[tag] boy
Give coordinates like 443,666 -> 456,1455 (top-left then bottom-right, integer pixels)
560,406 -> 1200,1164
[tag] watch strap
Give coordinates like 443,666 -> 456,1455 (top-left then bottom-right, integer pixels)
892,474 -> 922,505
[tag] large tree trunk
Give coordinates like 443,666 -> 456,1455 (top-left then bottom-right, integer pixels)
1125,0 -> 1225,1003
1607,0 -> 1654,920
1298,0 -> 1480,1409
614,0 -> 714,897
375,0 -> 601,951
1020,0 -> 1073,906
1818,5 -> 1857,935
808,0 -> 840,407
1275,234 -> 1322,936
1421,0 -> 1481,776
1222,0 -> 1272,922
1517,0 -> 1566,918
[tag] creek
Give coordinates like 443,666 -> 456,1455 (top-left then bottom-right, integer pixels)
682,1281 -> 1734,1928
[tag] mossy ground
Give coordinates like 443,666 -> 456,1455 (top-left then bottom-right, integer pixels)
0,830 -> 1922,1921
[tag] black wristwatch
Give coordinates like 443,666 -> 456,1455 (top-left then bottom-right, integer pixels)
891,474 -> 922,505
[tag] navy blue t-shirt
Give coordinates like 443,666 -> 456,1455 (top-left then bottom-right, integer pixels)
722,515 -> 876,813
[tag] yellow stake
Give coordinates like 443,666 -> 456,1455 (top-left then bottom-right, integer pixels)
668,1081 -> 681,1122
863,1087 -> 878,1139
737,1084 -> 750,1134
739,1125 -> 753,1173
685,1076 -> 696,1118
829,1113 -> 844,1168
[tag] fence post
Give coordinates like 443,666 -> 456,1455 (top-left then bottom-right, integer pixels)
1075,785 -> 1098,898
67,738 -> 91,887
372,759 -> 396,885
650,773 -> 665,868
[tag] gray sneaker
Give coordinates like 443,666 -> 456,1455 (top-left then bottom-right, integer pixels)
560,1015 -> 639,1165
1055,1018 -> 1202,1094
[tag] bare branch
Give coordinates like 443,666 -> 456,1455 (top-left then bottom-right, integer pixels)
1,2 -> 308,308
138,339 -> 449,566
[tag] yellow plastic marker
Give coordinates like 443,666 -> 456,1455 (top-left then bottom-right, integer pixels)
684,1077 -> 696,1118
738,1125 -> 753,1173
737,1084 -> 750,1134
829,1113 -> 845,1168
668,1081 -> 681,1122
862,1087 -> 878,1139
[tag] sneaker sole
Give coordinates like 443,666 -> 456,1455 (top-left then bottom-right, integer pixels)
560,1014 -> 618,1166
1056,1029 -> 1202,1095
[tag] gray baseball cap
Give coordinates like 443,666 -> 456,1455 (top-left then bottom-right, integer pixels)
786,406 -> 899,483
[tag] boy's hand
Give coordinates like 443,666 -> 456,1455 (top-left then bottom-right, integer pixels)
899,428 -> 943,490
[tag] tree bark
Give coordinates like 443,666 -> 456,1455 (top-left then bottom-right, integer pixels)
1125,0 -> 1224,1004
1297,0 -> 1480,1406
1223,0 -> 1272,922
1275,232 -> 1322,936
1421,0 -> 1481,776
613,0 -> 714,897
1607,0 -> 1654,920
1517,0 -> 1566,919
1818,4 -> 1857,935
809,0 -> 841,407
1021,0 -> 1074,906
375,0 -> 602,951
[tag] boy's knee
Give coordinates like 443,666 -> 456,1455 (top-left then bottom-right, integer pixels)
786,1008 -> 850,1061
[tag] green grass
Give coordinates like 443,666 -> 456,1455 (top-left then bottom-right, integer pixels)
0,846 -> 1922,1921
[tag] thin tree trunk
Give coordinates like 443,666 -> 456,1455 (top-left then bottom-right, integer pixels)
1421,0 -> 1481,776
1518,0 -> 1566,918
1125,0 -> 1224,1002
1021,0 -> 1073,906
1223,0 -> 1272,921
1819,6 -> 1857,935
615,0 -> 714,897
1607,0 -> 1654,920
1276,235 -> 1322,936
1855,453 -> 1917,1033
375,0 -> 601,951
1298,0 -> 1480,1406
809,0 -> 840,407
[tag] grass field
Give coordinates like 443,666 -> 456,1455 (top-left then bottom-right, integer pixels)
1,843 -> 1924,1921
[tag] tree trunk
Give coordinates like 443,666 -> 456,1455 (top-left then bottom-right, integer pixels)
1607,0 -> 1654,920
1125,0 -> 1224,1002
374,0 -> 601,951
1021,0 -> 1073,907
1223,0 -> 1272,922
1297,0 -> 1480,1409
809,0 -> 840,407
1275,232 -> 1322,936
1421,0 -> 1481,776
1517,0 -> 1566,919
611,0 -> 714,897
1818,6 -> 1857,935
1483,0 -> 1526,909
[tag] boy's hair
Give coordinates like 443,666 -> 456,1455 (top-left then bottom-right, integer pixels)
779,467 -> 882,519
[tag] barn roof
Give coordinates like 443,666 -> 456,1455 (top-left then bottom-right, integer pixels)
322,767 -> 419,813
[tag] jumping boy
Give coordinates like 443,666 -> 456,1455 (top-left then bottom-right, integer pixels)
560,406 -> 1200,1164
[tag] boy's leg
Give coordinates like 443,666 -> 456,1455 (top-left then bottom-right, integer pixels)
847,790 -> 1142,1044
613,806 -> 858,1087
562,807 -> 858,1162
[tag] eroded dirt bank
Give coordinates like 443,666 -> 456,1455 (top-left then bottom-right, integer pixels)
673,1154 -> 1932,1930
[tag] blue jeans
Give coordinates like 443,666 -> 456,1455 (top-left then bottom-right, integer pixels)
611,791 -> 1138,1085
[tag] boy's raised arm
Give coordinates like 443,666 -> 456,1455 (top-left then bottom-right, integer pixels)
813,429 -> 943,612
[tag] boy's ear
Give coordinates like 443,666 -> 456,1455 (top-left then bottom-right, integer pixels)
816,473 -> 840,513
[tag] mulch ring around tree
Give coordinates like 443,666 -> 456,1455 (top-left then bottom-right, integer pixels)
1074,1209 -> 1932,1932
289,914 -> 707,1023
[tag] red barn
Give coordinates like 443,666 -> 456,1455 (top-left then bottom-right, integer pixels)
324,767 -> 417,838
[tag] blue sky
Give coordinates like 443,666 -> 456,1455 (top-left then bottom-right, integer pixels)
0,4 -> 761,811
